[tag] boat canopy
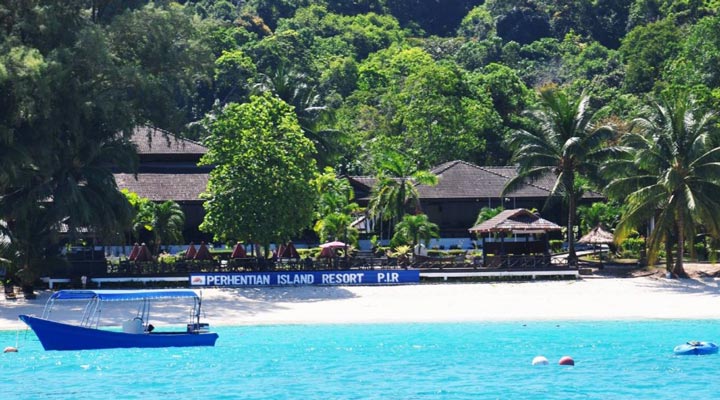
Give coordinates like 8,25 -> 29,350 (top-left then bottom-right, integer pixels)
49,289 -> 200,302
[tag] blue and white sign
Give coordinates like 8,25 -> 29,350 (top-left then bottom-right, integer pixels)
190,270 -> 420,287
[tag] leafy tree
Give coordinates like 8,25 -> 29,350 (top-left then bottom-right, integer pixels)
606,92 -> 720,277
504,86 -> 618,266
391,213 -> 439,249
670,15 -> 720,88
577,201 -> 623,234
344,46 -> 503,168
214,49 -> 257,105
458,6 -> 495,40
200,93 -> 318,251
0,3 -> 151,288
106,3 -> 215,130
619,18 -> 681,93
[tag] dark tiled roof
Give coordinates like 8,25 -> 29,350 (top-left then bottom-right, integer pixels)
416,160 -> 603,200
114,173 -> 207,202
469,208 -> 562,233
347,176 -> 377,190
131,126 -> 207,156
418,160 -> 554,199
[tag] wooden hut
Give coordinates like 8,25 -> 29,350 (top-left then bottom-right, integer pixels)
469,209 -> 562,269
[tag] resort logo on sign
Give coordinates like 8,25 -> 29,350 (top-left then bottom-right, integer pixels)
189,270 -> 420,287
191,275 -> 206,285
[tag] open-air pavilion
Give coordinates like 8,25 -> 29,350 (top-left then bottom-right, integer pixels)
469,208 -> 563,269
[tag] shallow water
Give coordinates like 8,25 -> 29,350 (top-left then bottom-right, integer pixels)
2,321 -> 719,399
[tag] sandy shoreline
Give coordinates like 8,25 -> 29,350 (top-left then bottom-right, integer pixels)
2,276 -> 720,331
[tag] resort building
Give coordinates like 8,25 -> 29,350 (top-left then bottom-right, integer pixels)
117,128 -> 604,244
113,126 -> 211,242
347,160 -> 604,239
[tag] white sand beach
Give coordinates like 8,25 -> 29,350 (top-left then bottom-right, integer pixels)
2,275 -> 720,331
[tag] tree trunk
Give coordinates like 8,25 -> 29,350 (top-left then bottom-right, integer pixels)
673,215 -> 687,278
664,233 -> 673,273
564,172 -> 577,267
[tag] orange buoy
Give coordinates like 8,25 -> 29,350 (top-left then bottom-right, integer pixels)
558,356 -> 574,366
4,346 -> 18,353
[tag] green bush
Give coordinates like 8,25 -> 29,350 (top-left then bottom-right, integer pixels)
694,242 -> 708,261
619,237 -> 645,258
549,240 -> 563,253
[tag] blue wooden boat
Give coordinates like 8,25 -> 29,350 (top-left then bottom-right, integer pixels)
673,341 -> 719,355
19,289 -> 218,351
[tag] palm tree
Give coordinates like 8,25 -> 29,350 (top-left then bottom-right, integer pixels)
315,212 -> 359,245
0,135 -> 137,290
605,92 -> 720,277
254,64 -> 339,166
473,206 -> 503,227
147,201 -> 186,254
503,86 -> 618,266
392,214 -> 439,251
368,151 -> 438,240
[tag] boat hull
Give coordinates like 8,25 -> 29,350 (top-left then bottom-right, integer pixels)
19,315 -> 218,351
673,342 -> 719,355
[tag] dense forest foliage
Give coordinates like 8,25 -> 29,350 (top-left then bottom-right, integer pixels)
3,0 -> 720,282
6,1 -> 720,174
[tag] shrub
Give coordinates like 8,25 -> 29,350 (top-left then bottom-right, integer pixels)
549,240 -> 563,253
619,237 -> 645,258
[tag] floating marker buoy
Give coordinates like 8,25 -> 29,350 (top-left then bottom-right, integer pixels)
532,356 -> 549,365
4,346 -> 18,353
558,356 -> 574,366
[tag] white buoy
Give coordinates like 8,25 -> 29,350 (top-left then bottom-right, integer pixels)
532,355 -> 549,365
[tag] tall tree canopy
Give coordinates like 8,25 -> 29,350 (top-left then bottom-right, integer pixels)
606,92 -> 720,277
504,86 -> 618,266
200,93 -> 319,249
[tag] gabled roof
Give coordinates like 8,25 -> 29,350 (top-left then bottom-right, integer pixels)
418,160 -> 556,199
131,126 -> 207,156
417,160 -> 604,200
469,208 -> 562,233
114,173 -> 207,202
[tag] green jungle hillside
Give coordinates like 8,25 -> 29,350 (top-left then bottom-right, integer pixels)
3,0 -> 720,282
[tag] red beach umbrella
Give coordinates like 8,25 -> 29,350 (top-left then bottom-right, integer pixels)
185,243 -> 197,259
318,246 -> 335,258
194,242 -> 213,261
278,242 -> 300,258
128,243 -> 140,261
135,243 -> 153,262
230,242 -> 247,259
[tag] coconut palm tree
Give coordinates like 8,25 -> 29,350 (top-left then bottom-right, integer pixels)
605,92 -> 720,277
0,135 -> 136,290
253,64 -> 339,166
315,212 -> 359,245
368,151 -> 438,240
146,200 -> 186,254
392,214 -> 439,250
503,86 -> 618,266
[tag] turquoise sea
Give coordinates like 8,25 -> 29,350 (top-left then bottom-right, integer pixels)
2,320 -> 720,399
